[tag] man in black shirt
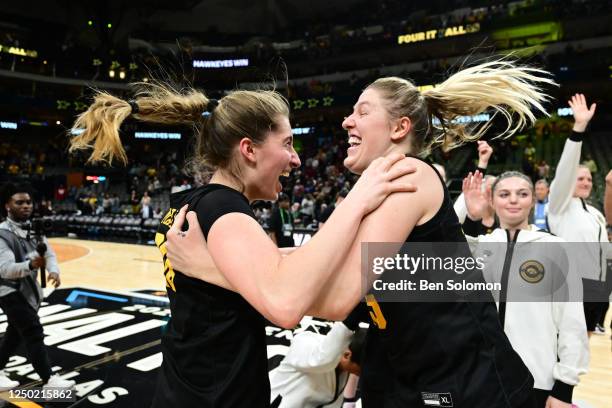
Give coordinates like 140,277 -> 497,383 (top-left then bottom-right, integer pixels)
268,193 -> 294,248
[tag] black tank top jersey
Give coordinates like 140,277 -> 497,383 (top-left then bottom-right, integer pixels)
152,184 -> 270,408
360,158 -> 533,408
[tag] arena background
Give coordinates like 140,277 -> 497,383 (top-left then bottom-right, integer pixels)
0,0 -> 610,407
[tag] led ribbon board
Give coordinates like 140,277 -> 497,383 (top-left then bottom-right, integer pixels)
397,23 -> 480,45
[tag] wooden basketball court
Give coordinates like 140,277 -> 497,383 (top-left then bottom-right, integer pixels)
48,238 -> 611,408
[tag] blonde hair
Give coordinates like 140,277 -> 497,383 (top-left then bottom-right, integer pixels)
367,60 -> 555,156
69,83 -> 290,179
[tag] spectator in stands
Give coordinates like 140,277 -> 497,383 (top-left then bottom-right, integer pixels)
533,179 -> 550,231
300,194 -> 315,225
536,160 -> 550,179
102,193 -> 112,214
130,190 -> 140,214
290,202 -> 301,226
268,193 -> 295,248
152,177 -> 162,193
111,193 -> 121,214
54,184 -> 66,202
140,191 -> 152,219
87,193 -> 98,214
38,199 -> 53,216
581,153 -> 598,175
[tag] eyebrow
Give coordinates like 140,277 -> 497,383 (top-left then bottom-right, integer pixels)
352,101 -> 371,111
497,189 -> 531,193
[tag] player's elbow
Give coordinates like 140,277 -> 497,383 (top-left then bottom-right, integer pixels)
264,295 -> 304,329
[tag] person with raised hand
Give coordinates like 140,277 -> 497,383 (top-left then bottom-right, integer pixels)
546,93 -> 609,337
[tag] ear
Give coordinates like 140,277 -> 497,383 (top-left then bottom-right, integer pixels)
343,350 -> 352,360
238,137 -> 257,164
390,117 -> 411,142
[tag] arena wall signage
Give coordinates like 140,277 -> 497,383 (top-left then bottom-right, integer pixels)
86,176 -> 107,184
192,58 -> 249,68
397,23 -> 480,45
292,127 -> 314,135
492,21 -> 562,48
0,121 -> 18,130
134,132 -> 181,140
0,45 -> 38,58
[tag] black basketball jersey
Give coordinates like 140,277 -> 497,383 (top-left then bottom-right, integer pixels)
152,184 -> 270,408
360,159 -> 534,408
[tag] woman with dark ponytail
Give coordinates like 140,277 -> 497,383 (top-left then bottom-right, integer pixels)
167,60 -> 557,407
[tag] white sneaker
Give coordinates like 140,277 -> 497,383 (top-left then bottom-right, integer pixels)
0,370 -> 19,391
594,324 -> 605,335
43,374 -> 76,389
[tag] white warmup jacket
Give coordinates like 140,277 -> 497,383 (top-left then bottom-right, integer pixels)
548,131 -> 610,284
453,192 -> 469,224
270,322 -> 353,408
467,227 -> 589,400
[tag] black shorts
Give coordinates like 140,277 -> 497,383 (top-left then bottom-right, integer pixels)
583,302 -> 601,332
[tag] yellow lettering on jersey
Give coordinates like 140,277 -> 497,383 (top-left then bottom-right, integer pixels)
365,294 -> 387,329
164,258 -> 176,292
155,232 -> 166,255
155,232 -> 176,292
161,208 -> 178,228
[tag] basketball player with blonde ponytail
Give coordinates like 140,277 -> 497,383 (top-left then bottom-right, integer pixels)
165,60 -> 557,407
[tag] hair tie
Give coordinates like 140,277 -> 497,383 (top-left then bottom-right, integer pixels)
207,99 -> 219,114
128,99 -> 139,115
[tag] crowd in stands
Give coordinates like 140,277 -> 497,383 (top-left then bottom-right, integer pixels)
1,115 -> 608,238
1,0 -> 610,88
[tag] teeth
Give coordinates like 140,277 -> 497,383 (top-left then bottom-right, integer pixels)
348,136 -> 361,146
280,171 -> 290,177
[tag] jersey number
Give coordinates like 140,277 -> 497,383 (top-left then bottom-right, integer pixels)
366,294 -> 387,329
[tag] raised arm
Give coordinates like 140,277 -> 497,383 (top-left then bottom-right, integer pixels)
548,94 -> 596,215
454,141 -> 492,223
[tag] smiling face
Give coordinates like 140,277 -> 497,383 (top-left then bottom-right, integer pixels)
341,88 -> 397,175
492,177 -> 534,228
250,115 -> 301,201
573,167 -> 592,199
